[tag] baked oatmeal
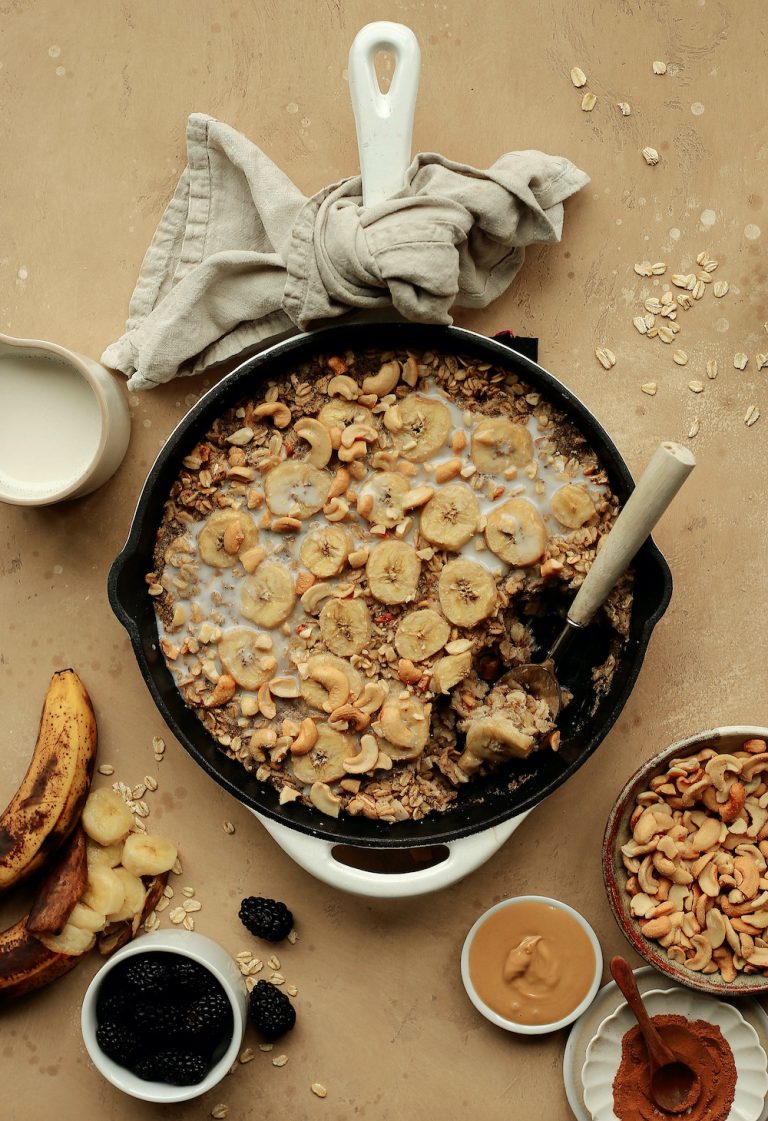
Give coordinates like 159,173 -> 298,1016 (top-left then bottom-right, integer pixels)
146,348 -> 631,822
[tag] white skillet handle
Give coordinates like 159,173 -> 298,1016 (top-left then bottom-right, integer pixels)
348,22 -> 420,207
568,441 -> 696,628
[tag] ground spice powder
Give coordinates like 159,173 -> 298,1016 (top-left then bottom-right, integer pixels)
612,1013 -> 736,1121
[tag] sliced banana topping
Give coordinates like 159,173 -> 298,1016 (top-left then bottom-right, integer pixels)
319,597 -> 372,657
471,417 -> 533,473
366,541 -> 422,605
394,608 -> 451,662
374,695 -> 430,760
485,498 -> 548,566
357,471 -> 410,528
219,627 -> 276,689
264,461 -> 332,518
318,399 -> 373,431
197,509 -> 258,568
291,724 -> 355,784
419,483 -> 480,551
550,484 -> 597,529
299,654 -> 363,712
299,526 -> 352,578
458,716 -> 535,775
393,395 -> 451,462
240,563 -> 296,628
438,558 -> 497,626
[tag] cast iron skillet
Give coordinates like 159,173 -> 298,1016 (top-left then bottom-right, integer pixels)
108,323 -> 672,847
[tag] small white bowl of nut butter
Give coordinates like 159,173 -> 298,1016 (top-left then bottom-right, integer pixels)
460,895 -> 603,1035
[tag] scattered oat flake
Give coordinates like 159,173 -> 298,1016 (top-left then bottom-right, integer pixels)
144,775 -> 158,791
688,418 -> 700,439
245,976 -> 257,992
183,898 -> 202,912
688,381 -> 704,393
642,147 -> 660,165
652,60 -> 668,74
270,972 -> 286,985
570,66 -> 587,87
745,405 -> 760,427
706,359 -> 718,379
98,764 -> 115,776
311,1084 -> 328,1098
733,353 -> 748,370
713,280 -> 729,297
650,262 -> 667,275
657,326 -> 675,344
756,354 -> 768,370
286,984 -> 298,996
692,280 -> 706,300
272,1054 -> 289,1067
595,347 -> 616,369
287,929 -> 298,944
169,907 -> 185,924
211,1107 -> 229,1120
581,91 -> 597,112
171,856 -> 182,875
223,820 -> 236,834
239,1047 -> 256,1064
236,951 -> 252,962
258,1043 -> 274,1052
182,915 -> 195,931
673,350 -> 688,366
633,316 -> 649,335
641,382 -> 657,396
181,885 -> 195,897
618,101 -> 631,116
152,736 -> 165,754
635,261 -> 654,277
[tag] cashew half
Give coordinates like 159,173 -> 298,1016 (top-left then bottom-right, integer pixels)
327,466 -> 351,500
300,582 -> 336,615
329,704 -> 370,733
341,423 -> 377,447
378,704 -> 415,748
355,682 -> 386,715
294,418 -> 332,468
362,361 -> 400,397
249,728 -> 278,757
327,374 -> 359,400
252,401 -> 292,428
343,733 -> 379,775
704,907 -> 727,948
685,933 -> 713,971
205,674 -> 237,708
307,665 -> 350,713
734,854 -> 760,899
290,718 -> 318,757
309,781 -> 342,818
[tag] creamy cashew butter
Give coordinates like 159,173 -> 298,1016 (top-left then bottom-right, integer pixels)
468,901 -> 595,1025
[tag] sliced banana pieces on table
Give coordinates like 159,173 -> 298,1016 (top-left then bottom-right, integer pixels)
318,597 -> 372,657
550,483 -> 597,528
300,526 -> 352,577
366,541 -> 422,605
291,724 -> 356,785
240,562 -> 296,628
120,832 -> 178,878
197,509 -> 259,568
393,395 -> 451,462
438,558 -> 497,627
419,483 -> 480,550
471,417 -> 533,473
264,461 -> 332,518
485,498 -> 548,566
394,608 -> 451,662
219,627 -> 276,689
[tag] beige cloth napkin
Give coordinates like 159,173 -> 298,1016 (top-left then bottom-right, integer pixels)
102,113 -> 589,391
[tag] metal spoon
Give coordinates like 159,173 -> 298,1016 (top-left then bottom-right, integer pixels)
499,440 -> 696,715
610,956 -> 701,1114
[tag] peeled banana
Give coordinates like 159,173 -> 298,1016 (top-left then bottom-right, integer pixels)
438,559 -> 497,627
419,483 -> 480,550
0,670 -> 97,893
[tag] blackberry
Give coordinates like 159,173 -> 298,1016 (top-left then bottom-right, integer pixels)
186,990 -> 232,1037
155,1049 -> 209,1086
123,955 -> 170,997
96,986 -> 132,1025
248,980 -> 296,1041
132,1055 -> 159,1082
96,1022 -> 140,1067
132,1001 -> 186,1038
168,958 -> 216,998
238,896 -> 293,942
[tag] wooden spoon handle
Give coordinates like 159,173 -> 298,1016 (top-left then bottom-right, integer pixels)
568,441 -> 695,628
610,956 -> 677,1069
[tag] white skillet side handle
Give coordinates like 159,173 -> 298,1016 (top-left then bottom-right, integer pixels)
568,441 -> 696,628
347,22 -> 420,207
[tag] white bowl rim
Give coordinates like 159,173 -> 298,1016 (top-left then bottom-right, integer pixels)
460,894 -> 603,1036
81,929 -> 246,1104
581,985 -> 768,1121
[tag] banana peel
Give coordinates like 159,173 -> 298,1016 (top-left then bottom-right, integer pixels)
26,826 -> 87,935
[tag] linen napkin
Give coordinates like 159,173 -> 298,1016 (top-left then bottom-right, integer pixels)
102,113 -> 588,391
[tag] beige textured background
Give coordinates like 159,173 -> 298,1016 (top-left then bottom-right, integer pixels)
1,1 -> 767,1118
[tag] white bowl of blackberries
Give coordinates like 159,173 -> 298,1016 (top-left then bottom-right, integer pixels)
81,930 -> 248,1103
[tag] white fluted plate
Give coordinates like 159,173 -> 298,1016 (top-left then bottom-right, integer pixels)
582,986 -> 768,1121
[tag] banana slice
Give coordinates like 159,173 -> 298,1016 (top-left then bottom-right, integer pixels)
291,724 -> 355,785
393,396 -> 451,462
374,695 -> 430,760
85,839 -> 123,870
300,654 -> 363,712
300,526 -> 352,577
550,484 -> 597,529
438,558 -> 497,626
366,541 -> 422,604
68,901 -> 107,933
419,483 -> 480,550
106,867 -> 148,923
358,471 -> 410,528
240,563 -> 296,628
121,833 -> 178,878
81,866 -> 125,916
319,598 -> 372,657
219,627 -> 275,689
81,789 -> 133,846
394,608 -> 451,662
318,400 -> 373,430
485,498 -> 548,566
197,509 -> 258,568
459,715 -> 535,775
264,461 -> 332,518
470,418 -> 533,473
37,923 -> 96,957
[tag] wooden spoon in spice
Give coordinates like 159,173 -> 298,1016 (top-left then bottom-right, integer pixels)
610,957 -> 701,1115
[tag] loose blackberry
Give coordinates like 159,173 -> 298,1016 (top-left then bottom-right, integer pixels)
132,1055 -> 159,1082
248,980 -> 296,1041
155,1049 -> 209,1086
96,986 -> 132,1025
132,1001 -> 186,1039
123,955 -> 170,997
186,990 -> 232,1037
238,896 -> 293,942
96,1022 -> 140,1067
168,958 -> 215,998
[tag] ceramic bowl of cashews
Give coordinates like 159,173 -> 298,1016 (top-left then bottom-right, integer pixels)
603,726 -> 768,995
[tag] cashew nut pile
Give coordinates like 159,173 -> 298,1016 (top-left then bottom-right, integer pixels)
622,738 -> 768,981
148,348 -> 629,822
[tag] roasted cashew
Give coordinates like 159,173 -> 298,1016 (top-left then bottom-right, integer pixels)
376,751 -> 393,772
383,404 -> 403,433
338,440 -> 368,463
295,571 -> 315,596
290,718 -> 319,757
747,801 -> 768,837
327,374 -> 359,400
640,915 -> 672,939
690,816 -> 722,851
329,704 -> 370,733
698,860 -> 720,897
378,704 -> 415,748
241,546 -> 266,574
704,907 -> 727,948
257,682 -> 277,719
341,423 -> 377,447
294,417 -> 332,468
327,466 -> 351,500
629,893 -> 655,918
402,486 -> 434,511
638,855 -> 660,895
205,674 -> 237,708
362,360 -> 400,397
355,682 -> 386,715
734,854 -> 760,899
685,933 -> 714,971
323,497 -> 350,522
248,728 -> 278,757
252,401 -> 292,428
737,842 -> 767,871
740,753 -> 768,781
721,780 -> 746,824
705,753 -> 743,794
269,677 -> 300,698
279,786 -> 301,805
309,781 -> 342,818
307,665 -> 350,713
343,733 -> 379,775
300,582 -> 335,615
272,516 -> 302,533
